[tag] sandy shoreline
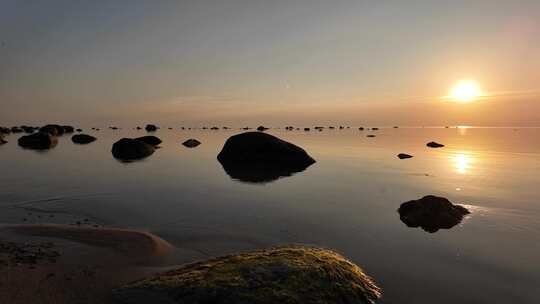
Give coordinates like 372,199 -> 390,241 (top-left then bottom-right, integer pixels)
0,224 -> 185,304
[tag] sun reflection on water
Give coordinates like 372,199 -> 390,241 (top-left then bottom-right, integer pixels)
452,152 -> 473,174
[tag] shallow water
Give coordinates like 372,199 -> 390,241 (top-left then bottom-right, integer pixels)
1,127 -> 539,303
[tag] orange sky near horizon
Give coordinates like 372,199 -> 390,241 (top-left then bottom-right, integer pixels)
1,1 -> 539,127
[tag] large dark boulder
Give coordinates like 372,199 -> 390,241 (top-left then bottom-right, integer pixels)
135,136 -> 162,146
112,138 -> 155,161
40,124 -> 65,136
112,246 -> 381,304
426,141 -> 444,148
71,134 -> 97,144
145,124 -> 158,132
217,132 -> 315,183
0,134 -> 6,145
182,139 -> 201,148
398,195 -> 470,233
18,132 -> 58,150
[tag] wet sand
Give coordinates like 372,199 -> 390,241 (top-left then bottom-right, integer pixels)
0,224 -> 192,304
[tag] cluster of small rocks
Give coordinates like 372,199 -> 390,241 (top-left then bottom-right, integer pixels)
0,241 -> 60,267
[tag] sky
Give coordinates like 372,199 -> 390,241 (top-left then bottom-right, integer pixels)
1,0 -> 539,127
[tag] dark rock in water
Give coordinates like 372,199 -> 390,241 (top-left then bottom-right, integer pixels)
371,127 -> 379,131
256,126 -> 268,132
359,127 -> 365,131
18,132 -> 58,150
112,138 -> 155,161
397,153 -> 413,159
329,126 -> 335,129
11,126 -> 23,133
367,135 -> 376,138
398,195 -> 470,233
110,126 -> 119,130
40,124 -> 64,136
182,139 -> 201,148
304,127 -> 310,131
218,132 -> 315,166
71,134 -> 96,144
21,126 -> 35,133
136,126 -> 142,130
0,134 -> 6,145
0,127 -> 11,134
217,132 -> 315,183
76,128 -> 82,132
112,246 -> 381,304
210,127 -> 219,130
427,141 -> 445,148
393,126 -> 399,128
145,124 -> 158,132
62,126 -> 74,133
136,136 -> 162,146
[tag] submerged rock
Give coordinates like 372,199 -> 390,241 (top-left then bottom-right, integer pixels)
71,134 -> 97,144
426,141 -> 444,148
256,125 -> 268,132
367,135 -> 376,138
135,136 -> 162,146
112,138 -> 155,161
397,153 -> 413,159
217,132 -> 315,183
18,132 -> 58,150
40,124 -> 64,136
76,128 -> 83,132
398,195 -> 470,233
182,139 -> 201,148
112,246 -> 381,304
0,134 -> 6,145
145,124 -> 158,132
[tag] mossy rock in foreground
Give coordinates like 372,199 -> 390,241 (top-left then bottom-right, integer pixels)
113,246 -> 381,304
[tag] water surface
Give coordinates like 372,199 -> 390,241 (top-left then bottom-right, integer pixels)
1,127 -> 539,303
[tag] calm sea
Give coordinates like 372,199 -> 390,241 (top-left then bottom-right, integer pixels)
1,127 -> 539,303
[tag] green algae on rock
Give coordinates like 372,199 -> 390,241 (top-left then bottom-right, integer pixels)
113,246 -> 381,304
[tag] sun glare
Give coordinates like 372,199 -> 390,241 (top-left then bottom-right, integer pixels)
448,80 -> 482,102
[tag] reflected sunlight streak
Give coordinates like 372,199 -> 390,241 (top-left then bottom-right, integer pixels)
452,152 -> 473,174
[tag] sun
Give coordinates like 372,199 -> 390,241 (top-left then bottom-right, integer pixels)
448,79 -> 483,102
